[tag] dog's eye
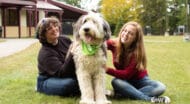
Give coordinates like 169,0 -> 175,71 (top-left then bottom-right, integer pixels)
83,19 -> 87,24
103,25 -> 107,31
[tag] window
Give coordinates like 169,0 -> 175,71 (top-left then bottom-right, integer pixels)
5,9 -> 18,26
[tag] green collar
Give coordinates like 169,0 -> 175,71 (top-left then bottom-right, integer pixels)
82,41 -> 100,55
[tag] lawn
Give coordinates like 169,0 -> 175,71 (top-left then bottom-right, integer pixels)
0,39 -> 6,43
0,36 -> 190,104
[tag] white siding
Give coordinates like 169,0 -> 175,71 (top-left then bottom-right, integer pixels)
21,10 -> 26,26
38,10 -> 45,21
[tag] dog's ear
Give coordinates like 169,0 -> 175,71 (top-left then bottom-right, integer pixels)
73,15 -> 85,41
103,20 -> 111,41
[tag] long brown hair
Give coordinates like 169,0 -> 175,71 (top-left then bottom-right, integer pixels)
116,21 -> 147,70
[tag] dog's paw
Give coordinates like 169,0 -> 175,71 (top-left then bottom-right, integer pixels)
96,100 -> 112,104
80,100 -> 96,104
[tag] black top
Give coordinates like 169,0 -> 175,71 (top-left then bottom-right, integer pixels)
37,35 -> 76,78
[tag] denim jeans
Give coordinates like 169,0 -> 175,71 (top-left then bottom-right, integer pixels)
112,76 -> 166,101
37,75 -> 80,96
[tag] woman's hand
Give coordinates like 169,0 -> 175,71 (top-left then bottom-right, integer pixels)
102,64 -> 108,72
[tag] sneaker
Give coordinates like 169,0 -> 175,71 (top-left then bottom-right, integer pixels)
35,86 -> 37,91
105,90 -> 114,98
151,96 -> 171,104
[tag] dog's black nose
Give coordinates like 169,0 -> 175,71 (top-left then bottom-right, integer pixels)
84,28 -> 89,32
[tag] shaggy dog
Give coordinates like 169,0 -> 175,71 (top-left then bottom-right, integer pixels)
70,12 -> 112,104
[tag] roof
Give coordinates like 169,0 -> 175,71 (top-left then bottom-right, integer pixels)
49,0 -> 87,14
49,0 -> 87,20
0,0 -> 36,7
0,0 -> 87,20
37,1 -> 62,10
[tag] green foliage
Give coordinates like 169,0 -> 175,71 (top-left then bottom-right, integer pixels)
139,0 -> 167,35
113,19 -> 124,36
101,0 -> 187,35
0,36 -> 190,104
56,0 -> 81,7
101,0 -> 140,35
166,0 -> 187,35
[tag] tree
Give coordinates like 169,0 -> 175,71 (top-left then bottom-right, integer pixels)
101,0 -> 140,35
139,0 -> 167,35
165,0 -> 187,35
56,0 -> 81,7
101,0 -> 187,35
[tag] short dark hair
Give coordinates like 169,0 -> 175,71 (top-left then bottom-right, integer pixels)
36,17 -> 60,43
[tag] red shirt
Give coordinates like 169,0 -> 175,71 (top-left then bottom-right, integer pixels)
106,39 -> 148,80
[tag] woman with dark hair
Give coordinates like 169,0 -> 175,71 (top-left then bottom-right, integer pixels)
36,17 -> 80,96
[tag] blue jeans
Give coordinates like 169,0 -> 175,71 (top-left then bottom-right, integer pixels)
37,75 -> 80,96
112,76 -> 166,101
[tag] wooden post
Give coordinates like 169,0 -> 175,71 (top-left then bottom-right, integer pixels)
2,7 -> 6,38
17,7 -> 21,38
28,10 -> 32,37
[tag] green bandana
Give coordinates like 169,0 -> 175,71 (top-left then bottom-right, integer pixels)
82,41 -> 100,55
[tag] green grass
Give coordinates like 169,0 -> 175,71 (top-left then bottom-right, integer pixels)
0,39 -> 6,43
0,36 -> 190,104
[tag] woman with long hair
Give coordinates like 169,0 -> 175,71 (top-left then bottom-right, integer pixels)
105,21 -> 170,103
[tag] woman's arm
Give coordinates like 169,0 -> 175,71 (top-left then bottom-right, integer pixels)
106,56 -> 138,79
41,51 -> 75,78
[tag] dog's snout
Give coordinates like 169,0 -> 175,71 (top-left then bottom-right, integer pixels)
84,28 -> 89,32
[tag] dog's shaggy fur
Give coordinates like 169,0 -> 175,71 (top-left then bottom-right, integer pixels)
70,12 -> 111,104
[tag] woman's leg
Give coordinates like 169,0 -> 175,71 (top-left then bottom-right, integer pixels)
111,78 -> 151,101
134,76 -> 166,97
112,77 -> 170,103
135,77 -> 171,103
37,75 -> 80,96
